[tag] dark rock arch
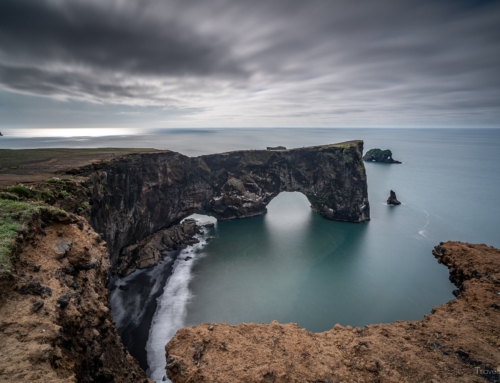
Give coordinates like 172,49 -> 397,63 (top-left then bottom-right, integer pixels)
82,141 -> 369,265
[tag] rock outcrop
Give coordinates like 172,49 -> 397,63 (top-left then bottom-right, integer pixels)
387,190 -> 401,205
114,219 -> 203,277
76,141 -> 369,265
363,148 -> 401,163
166,242 -> 500,383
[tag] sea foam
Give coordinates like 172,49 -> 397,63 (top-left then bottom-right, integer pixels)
146,217 -> 214,383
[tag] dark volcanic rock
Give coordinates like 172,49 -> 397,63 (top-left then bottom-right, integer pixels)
114,219 -> 202,276
387,190 -> 401,205
77,261 -> 98,271
18,281 -> 52,298
363,148 -> 401,163
267,146 -> 287,150
57,294 -> 71,308
77,141 -> 369,266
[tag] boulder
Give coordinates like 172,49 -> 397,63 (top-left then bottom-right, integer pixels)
54,240 -> 72,259
57,294 -> 71,308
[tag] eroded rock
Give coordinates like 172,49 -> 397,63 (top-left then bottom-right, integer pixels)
53,240 -> 72,259
78,141 -> 370,265
57,294 -> 70,308
387,190 -> 401,205
363,148 -> 401,163
18,281 -> 52,298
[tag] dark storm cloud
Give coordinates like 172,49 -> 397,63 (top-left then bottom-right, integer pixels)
0,0 -> 243,77
0,0 -> 499,126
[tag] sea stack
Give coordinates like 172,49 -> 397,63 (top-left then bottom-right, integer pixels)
387,190 -> 401,205
363,148 -> 401,163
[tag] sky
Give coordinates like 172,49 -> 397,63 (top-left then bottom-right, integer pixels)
0,0 -> 499,130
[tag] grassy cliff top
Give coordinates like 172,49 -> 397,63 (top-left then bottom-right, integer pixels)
0,199 -> 50,274
0,148 -> 159,186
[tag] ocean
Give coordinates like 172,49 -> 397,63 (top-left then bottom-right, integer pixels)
2,128 -> 499,382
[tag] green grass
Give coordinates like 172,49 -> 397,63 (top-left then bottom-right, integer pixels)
7,185 -> 35,198
0,199 -> 66,275
1,185 -> 57,202
0,192 -> 19,201
77,201 -> 89,213
0,200 -> 44,274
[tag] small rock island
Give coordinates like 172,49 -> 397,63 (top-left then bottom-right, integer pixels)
363,148 -> 401,163
387,190 -> 401,205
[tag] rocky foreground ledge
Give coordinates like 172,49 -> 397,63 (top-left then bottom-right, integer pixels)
0,210 -> 151,382
166,242 -> 500,383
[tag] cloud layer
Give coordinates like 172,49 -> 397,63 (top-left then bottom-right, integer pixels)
0,0 -> 499,127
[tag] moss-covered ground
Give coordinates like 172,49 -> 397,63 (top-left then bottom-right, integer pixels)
0,198 -> 66,275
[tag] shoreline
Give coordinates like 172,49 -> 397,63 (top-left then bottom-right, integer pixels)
165,241 -> 500,382
110,217 -> 215,380
108,249 -> 181,371
146,221 -> 214,382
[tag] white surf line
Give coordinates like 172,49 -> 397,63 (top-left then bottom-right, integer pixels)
417,209 -> 430,239
146,220 -> 213,383
109,254 -> 175,333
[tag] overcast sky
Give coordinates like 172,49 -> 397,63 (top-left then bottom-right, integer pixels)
0,0 -> 499,129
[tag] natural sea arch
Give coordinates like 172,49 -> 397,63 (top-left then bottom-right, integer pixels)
83,141 -> 369,265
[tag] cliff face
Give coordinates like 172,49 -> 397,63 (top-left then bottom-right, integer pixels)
81,141 -> 369,265
166,241 -> 500,383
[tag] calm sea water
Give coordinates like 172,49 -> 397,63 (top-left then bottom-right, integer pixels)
2,128 -> 499,382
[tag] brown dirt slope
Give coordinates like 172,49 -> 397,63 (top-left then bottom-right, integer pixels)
0,211 -> 151,383
166,242 -> 500,383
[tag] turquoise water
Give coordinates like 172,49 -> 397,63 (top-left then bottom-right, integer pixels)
2,128 -> 500,382
172,129 -> 500,331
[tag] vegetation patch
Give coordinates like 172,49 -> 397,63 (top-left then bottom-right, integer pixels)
7,185 -> 35,198
0,200 -> 45,275
342,148 -> 353,163
51,209 -> 68,219
77,201 -> 89,213
0,192 -> 19,201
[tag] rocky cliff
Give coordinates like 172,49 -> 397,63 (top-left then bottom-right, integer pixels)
0,210 -> 151,383
76,141 -> 369,266
166,241 -> 500,383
